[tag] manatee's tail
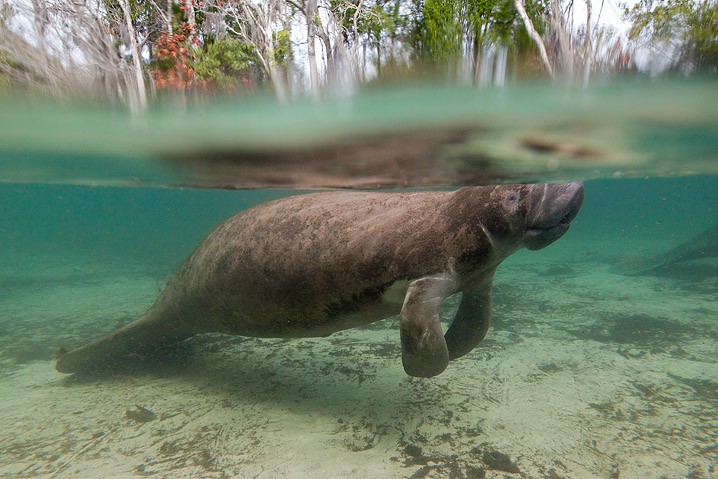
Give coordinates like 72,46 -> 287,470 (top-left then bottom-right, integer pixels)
55,312 -> 194,374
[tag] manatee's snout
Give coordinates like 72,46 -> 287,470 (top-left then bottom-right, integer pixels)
524,182 -> 584,250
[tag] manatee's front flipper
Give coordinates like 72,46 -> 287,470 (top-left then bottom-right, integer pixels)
444,273 -> 494,360
399,274 -> 456,378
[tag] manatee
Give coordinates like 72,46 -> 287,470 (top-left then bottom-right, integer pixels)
55,183 -> 584,377
615,224 -> 718,276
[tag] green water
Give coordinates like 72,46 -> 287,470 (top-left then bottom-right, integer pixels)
0,81 -> 716,479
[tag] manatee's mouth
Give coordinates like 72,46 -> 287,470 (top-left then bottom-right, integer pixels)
525,219 -> 571,248
527,206 -> 577,234
524,183 -> 584,250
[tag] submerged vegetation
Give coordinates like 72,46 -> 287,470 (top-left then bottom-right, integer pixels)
0,0 -> 715,109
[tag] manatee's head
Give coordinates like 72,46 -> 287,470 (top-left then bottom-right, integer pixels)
522,182 -> 584,250
486,182 -> 584,252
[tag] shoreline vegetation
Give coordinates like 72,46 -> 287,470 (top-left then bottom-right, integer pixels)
0,0 -> 715,110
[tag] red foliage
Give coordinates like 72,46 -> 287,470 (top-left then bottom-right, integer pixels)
150,23 -> 207,92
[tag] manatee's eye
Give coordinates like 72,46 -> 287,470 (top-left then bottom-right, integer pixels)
505,191 -> 520,204
502,191 -> 521,215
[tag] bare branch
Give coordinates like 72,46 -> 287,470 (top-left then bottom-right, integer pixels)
0,0 -> 146,107
514,0 -> 555,78
582,0 -> 592,86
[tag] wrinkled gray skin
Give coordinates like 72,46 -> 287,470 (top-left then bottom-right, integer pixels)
56,183 -> 584,378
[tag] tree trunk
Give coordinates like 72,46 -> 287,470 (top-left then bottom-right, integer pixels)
184,0 -> 195,29
514,0 -> 554,79
316,24 -> 333,85
118,0 -> 147,113
362,42 -> 367,82
375,32 -> 381,78
582,0 -> 592,87
306,0 -> 320,100
352,0 -> 364,82
550,0 -> 573,80
471,29 -> 482,84
494,46 -> 507,86
261,23 -> 288,103
269,64 -> 288,103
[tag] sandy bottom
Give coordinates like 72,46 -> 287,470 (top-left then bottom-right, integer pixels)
0,250 -> 716,479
